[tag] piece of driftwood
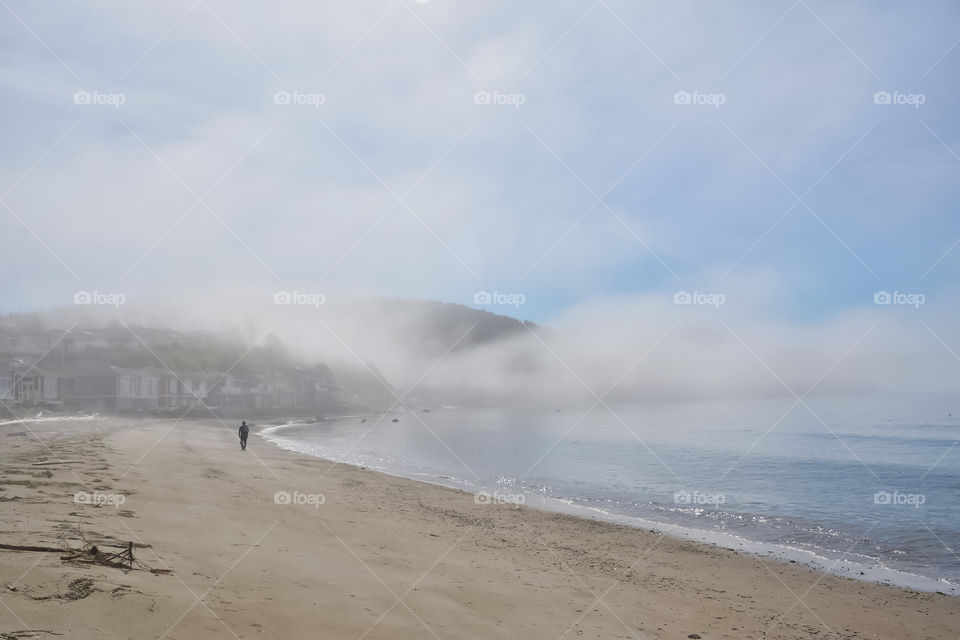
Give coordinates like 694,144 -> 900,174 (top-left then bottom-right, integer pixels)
63,541 -> 135,570
0,543 -> 63,553
1,535 -> 170,575
61,540 -> 169,574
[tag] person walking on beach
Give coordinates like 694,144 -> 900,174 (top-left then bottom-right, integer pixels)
238,421 -> 250,451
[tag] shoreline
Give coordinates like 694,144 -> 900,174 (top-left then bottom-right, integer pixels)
1,416 -> 957,639
260,417 -> 960,597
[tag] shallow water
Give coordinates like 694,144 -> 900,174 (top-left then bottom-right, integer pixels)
261,394 -> 960,594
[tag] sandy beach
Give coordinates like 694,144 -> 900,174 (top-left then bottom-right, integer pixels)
0,417 -> 956,640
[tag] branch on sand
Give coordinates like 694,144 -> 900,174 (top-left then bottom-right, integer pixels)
0,537 -> 170,575
62,539 -> 170,574
0,544 -> 63,553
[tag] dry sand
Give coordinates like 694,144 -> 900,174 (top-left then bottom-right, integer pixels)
0,416 -> 956,639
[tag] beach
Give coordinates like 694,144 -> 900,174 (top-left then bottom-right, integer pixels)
0,417 -> 956,639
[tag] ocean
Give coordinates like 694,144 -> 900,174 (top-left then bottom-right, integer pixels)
260,393 -> 959,594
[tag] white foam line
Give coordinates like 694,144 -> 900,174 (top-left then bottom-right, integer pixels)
0,415 -> 100,427
516,496 -> 959,596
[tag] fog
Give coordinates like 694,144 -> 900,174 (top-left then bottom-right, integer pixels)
10,283 -> 958,409
3,1 -> 958,409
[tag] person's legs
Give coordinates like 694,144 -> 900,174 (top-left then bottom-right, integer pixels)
240,435 -> 247,450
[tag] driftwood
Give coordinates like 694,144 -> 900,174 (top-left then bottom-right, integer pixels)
62,540 -> 168,574
62,541 -> 137,570
0,543 -> 63,553
0,536 -> 169,574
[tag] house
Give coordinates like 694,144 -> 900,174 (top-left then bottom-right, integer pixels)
67,330 -> 110,352
256,372 -> 297,410
102,329 -> 139,352
133,328 -> 178,349
287,365 -> 335,410
156,371 -> 212,410
114,367 -> 161,410
0,331 -> 66,357
0,357 -> 23,406
62,366 -> 161,412
9,366 -> 64,407
0,372 -> 12,405
0,331 -> 17,354
205,373 -> 257,410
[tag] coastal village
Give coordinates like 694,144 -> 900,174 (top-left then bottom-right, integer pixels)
0,324 -> 339,416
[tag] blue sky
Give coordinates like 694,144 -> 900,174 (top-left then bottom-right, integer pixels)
1,0 -> 958,327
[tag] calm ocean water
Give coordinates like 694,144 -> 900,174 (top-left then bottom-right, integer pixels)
261,394 -> 960,594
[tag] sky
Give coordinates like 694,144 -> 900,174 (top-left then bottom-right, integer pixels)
2,0 -> 959,399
